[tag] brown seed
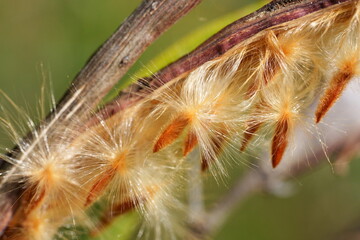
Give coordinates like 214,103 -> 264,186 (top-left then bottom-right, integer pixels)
245,54 -> 280,98
92,196 -> 145,236
85,151 -> 127,207
263,54 -> 280,84
23,186 -> 46,216
271,116 -> 289,168
240,121 -> 263,152
183,131 -> 198,156
201,129 -> 227,171
240,102 -> 265,151
106,197 -> 143,217
153,114 -> 191,153
92,185 -> 159,236
85,168 -> 116,207
246,80 -> 260,99
111,151 -> 128,175
315,58 -> 356,123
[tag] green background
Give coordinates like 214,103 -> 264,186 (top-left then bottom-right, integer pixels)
1,0 -> 360,239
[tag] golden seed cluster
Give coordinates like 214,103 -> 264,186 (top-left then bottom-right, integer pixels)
0,1 -> 359,239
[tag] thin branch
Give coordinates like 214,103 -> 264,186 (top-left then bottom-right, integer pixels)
189,169 -> 264,239
188,155 -> 327,238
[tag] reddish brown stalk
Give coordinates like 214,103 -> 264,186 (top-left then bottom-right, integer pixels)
93,0 -> 354,124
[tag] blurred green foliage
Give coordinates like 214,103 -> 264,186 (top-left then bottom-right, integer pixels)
1,0 -> 360,239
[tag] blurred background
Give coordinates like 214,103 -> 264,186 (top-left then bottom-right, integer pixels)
1,0 -> 360,239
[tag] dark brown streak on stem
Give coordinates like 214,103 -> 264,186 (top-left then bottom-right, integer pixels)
93,0 -> 354,124
0,0 -> 202,235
